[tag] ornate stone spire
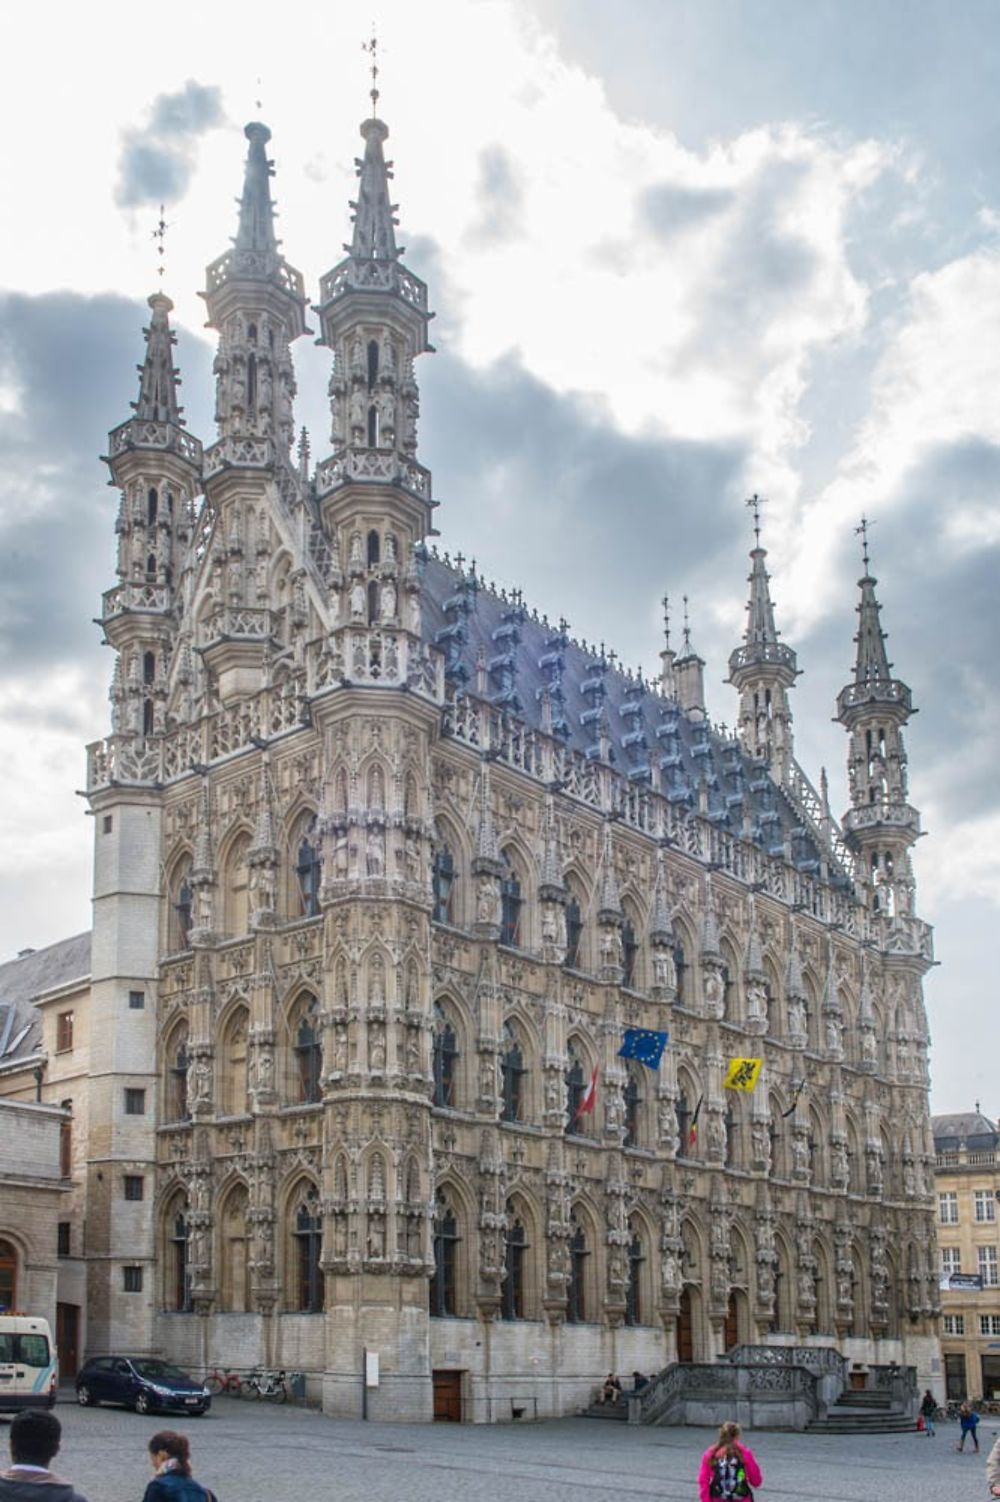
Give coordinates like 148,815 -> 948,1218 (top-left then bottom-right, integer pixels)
648,846 -> 674,946
133,292 -> 184,424
349,118 -> 400,263
472,759 -> 500,870
538,792 -> 563,895
727,496 -> 797,779
596,820 -> 622,919
235,122 -> 279,256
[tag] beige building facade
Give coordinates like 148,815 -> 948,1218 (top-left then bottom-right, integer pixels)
1,98 -> 940,1422
933,1110 -> 1000,1402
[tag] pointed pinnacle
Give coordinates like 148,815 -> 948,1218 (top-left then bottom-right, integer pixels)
235,121 -> 278,255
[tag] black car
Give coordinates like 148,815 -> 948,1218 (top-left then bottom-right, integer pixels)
76,1356 -> 211,1416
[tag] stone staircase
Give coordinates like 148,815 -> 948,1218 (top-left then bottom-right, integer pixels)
806,1388 -> 916,1436
582,1399 -> 629,1421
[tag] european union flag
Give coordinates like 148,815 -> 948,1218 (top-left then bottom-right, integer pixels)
617,1028 -> 669,1070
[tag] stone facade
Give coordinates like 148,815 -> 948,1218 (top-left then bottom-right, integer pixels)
0,1098 -> 70,1328
932,1109 -> 1000,1401
69,106 -> 942,1421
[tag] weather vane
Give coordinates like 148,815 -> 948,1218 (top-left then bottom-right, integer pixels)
362,25 -> 380,116
661,593 -> 671,649
746,492 -> 767,545
855,514 -> 875,571
254,75 -> 264,115
152,204 -> 168,283
682,594 -> 691,650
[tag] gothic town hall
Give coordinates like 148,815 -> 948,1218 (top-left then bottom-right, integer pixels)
5,102 -> 939,1422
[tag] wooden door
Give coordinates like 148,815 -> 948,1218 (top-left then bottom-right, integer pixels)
56,1304 -> 79,1381
432,1369 -> 462,1422
724,1292 -> 739,1352
677,1286 -> 694,1362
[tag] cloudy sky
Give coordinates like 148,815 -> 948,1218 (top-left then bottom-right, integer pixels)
1,0 -> 997,1114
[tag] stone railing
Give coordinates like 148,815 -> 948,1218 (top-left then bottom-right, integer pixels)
203,435 -> 274,478
205,249 -> 306,301
729,640 -> 798,673
634,1359 -> 820,1430
107,418 -> 203,467
723,1343 -> 845,1378
843,802 -> 921,835
837,677 -> 912,716
318,258 -> 429,311
314,447 -> 432,501
200,605 -> 273,644
101,582 -> 172,618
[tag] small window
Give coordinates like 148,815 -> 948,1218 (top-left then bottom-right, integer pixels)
122,1266 -> 144,1293
941,1247 -> 962,1276
103,815 -> 113,835
57,1222 -> 71,1258
367,528 -> 381,567
943,1314 -> 965,1335
981,1314 -> 1000,1337
124,1175 -> 144,1202
124,1088 -> 146,1116
128,990 -> 145,1010
56,1011 -> 74,1053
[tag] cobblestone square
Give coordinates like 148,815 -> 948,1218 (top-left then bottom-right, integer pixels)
1,1399 -> 994,1502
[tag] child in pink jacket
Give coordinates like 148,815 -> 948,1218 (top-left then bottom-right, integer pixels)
698,1422 -> 763,1502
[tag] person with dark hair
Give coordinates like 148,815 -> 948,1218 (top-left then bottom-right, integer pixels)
698,1421 -> 763,1502
0,1408 -> 89,1502
143,1433 -> 217,1502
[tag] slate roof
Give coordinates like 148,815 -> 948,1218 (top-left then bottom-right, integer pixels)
931,1111 -> 999,1153
421,552 -> 835,879
0,932 -> 91,1067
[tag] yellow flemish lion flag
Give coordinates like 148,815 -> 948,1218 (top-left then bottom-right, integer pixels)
724,1057 -> 763,1092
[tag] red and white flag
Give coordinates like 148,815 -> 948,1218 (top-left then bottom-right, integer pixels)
574,1065 -> 599,1119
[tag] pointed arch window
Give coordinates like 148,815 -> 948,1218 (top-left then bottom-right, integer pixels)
430,1195 -> 459,1317
566,1215 -> 588,1324
500,1022 -> 525,1124
146,553 -> 157,581
247,353 -> 258,416
625,1231 -> 644,1326
367,405 -> 378,447
143,699 -> 155,736
724,1102 -> 738,1168
674,939 -> 688,1004
174,877 -> 193,947
296,832 -> 321,918
621,919 -> 638,988
367,529 -> 381,567
143,651 -> 156,685
565,1045 -> 586,1135
292,1189 -> 324,1312
432,1005 -> 458,1108
623,1067 -> 641,1148
676,1091 -> 691,1153
500,1203 -> 527,1320
564,896 -> 583,969
294,996 -> 323,1105
367,340 -> 379,387
147,487 -> 158,525
500,853 -> 522,948
166,1032 -> 189,1123
168,1209 -> 191,1312
432,845 -> 456,924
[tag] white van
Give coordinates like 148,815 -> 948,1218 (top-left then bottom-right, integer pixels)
0,1315 -> 58,1410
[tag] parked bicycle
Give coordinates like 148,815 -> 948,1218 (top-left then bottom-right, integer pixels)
204,1366 -> 243,1396
241,1367 -> 288,1402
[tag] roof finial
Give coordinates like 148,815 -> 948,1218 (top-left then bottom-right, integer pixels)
662,593 -> 671,651
855,514 -> 875,574
362,24 -> 381,118
254,75 -> 264,115
682,594 -> 691,652
152,204 -> 168,284
746,491 -> 767,547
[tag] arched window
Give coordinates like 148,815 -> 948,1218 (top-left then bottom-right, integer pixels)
146,553 -> 157,580
564,895 -> 584,970
676,1090 -> 691,1154
143,698 -> 155,736
295,831 -> 321,918
367,340 -> 379,387
500,853 -> 523,948
367,405 -> 378,447
225,834 -> 252,937
625,1231 -> 644,1326
367,579 -> 379,624
566,1214 -> 588,1323
432,845 -> 456,924
621,918 -> 638,989
219,1007 -> 249,1116
367,529 -> 381,567
173,874 -> 193,950
292,1188 -> 324,1312
674,937 -> 688,1004
164,1025 -> 189,1123
247,353 -> 258,415
623,1067 -> 641,1148
293,995 -> 323,1105
147,487 -> 158,525
500,1022 -> 525,1124
432,1004 -> 458,1108
565,1049 -> 585,1134
430,1193 -> 459,1317
500,1202 -> 527,1320
724,1101 -> 739,1168
143,651 -> 156,685
167,1205 -> 191,1312
0,1238 -> 17,1312
219,1185 -> 250,1313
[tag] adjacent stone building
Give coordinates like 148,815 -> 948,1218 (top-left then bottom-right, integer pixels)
47,97 -> 943,1421
933,1109 -> 1000,1401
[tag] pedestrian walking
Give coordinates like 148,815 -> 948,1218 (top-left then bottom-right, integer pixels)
143,1432 -> 217,1502
0,1408 -> 90,1502
919,1389 -> 937,1436
956,1400 -> 980,1453
987,1432 -> 1000,1495
698,1420 -> 763,1502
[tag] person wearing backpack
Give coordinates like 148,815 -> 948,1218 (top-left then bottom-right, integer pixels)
698,1421 -> 763,1502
